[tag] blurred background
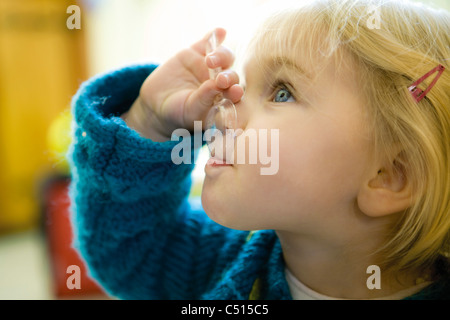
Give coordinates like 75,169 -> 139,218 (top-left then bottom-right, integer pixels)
0,0 -> 448,299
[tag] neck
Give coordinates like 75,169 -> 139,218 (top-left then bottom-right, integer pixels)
276,230 -> 420,299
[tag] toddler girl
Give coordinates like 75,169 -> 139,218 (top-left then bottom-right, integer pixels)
69,0 -> 449,299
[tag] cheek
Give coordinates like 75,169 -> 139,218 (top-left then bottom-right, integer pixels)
201,111 -> 371,231
277,114 -> 370,208
201,128 -> 295,230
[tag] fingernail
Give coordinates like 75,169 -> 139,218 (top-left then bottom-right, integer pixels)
221,73 -> 230,87
208,54 -> 218,67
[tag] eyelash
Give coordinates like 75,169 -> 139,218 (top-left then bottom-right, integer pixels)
269,81 -> 296,103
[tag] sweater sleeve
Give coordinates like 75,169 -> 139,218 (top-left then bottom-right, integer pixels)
67,64 -> 243,299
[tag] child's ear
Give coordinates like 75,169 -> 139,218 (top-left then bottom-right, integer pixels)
357,154 -> 413,217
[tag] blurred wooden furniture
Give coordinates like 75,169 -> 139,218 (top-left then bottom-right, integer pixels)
0,0 -> 87,232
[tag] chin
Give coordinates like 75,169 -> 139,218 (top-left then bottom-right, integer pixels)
201,186 -> 250,231
201,185 -> 228,226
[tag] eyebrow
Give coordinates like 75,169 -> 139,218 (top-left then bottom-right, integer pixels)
241,55 -> 312,92
265,57 -> 312,80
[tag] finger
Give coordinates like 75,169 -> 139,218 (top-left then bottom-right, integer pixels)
191,28 -> 226,56
223,84 -> 244,104
186,80 -> 244,114
176,47 -> 210,81
206,45 -> 235,71
216,70 -> 240,89
184,80 -> 222,121
176,28 -> 228,83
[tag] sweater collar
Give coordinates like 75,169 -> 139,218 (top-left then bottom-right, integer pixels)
203,230 -> 292,300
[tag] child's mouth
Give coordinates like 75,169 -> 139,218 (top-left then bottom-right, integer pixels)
206,157 -> 233,167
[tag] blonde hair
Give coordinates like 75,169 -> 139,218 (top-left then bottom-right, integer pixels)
249,0 -> 450,276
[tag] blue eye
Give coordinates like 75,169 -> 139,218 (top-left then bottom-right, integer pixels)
272,85 -> 295,103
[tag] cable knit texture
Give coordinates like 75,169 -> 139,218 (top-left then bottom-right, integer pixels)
68,64 -> 449,300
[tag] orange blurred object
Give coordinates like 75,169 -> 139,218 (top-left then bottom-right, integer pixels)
0,0 -> 87,232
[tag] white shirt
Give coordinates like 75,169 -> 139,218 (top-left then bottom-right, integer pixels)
285,267 -> 431,300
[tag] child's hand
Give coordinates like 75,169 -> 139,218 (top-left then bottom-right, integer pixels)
123,28 -> 244,141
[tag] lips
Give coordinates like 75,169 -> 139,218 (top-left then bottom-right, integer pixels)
208,148 -> 233,167
206,157 -> 232,167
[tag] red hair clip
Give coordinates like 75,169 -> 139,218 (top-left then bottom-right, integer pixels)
408,64 -> 445,103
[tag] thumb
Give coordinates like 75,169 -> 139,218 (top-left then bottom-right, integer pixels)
184,79 -> 221,124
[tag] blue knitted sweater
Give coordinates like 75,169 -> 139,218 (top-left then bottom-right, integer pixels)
68,64 -> 449,300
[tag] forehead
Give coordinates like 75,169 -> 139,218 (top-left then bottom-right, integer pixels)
242,39 -> 362,111
245,10 -> 327,71
241,30 -> 329,88
246,23 -> 359,82
243,54 -> 313,82
239,8 -> 363,93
